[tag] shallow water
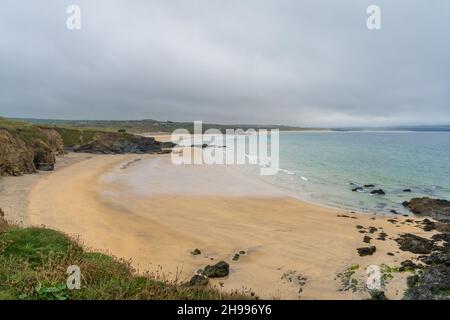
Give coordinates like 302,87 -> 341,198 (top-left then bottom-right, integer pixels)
108,131 -> 450,215
263,131 -> 450,214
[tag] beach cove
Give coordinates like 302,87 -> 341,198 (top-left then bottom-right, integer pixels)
1,143 -> 436,299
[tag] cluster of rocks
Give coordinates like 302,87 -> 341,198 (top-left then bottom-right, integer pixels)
72,132 -> 174,154
404,251 -> 450,300
350,183 -> 386,196
187,260 -> 230,287
397,197 -> 450,300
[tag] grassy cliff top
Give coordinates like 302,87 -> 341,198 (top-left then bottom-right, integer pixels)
0,221 -> 251,300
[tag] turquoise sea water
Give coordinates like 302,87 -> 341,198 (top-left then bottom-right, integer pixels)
263,131 -> 450,214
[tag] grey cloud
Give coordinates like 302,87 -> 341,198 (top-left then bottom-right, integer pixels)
0,0 -> 449,126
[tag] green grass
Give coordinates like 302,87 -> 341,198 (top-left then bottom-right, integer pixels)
0,228 -> 76,266
0,225 -> 251,300
0,118 -> 49,145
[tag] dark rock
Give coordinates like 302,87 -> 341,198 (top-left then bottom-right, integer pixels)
363,236 -> 372,243
395,234 -> 435,254
419,218 -> 437,232
160,141 -> 176,149
232,253 -> 240,261
368,226 -> 378,234
370,189 -> 386,195
368,290 -> 388,300
32,141 -> 56,171
188,275 -> 209,287
436,220 -> 450,233
402,201 -> 409,207
432,233 -> 450,244
404,253 -> 450,300
356,225 -> 364,229
191,248 -> 201,255
377,232 -> 388,241
406,274 -> 419,288
403,189 -> 412,192
390,210 -> 400,214
357,246 -> 376,256
387,252 -> 395,256
400,260 -> 420,270
73,132 -> 166,154
421,251 -> 450,266
202,261 -> 230,278
364,184 -> 375,188
404,197 -> 450,221
352,187 -> 363,192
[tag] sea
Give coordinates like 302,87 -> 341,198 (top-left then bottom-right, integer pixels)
259,131 -> 450,214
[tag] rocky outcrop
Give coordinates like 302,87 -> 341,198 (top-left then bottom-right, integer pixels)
403,197 -> 450,221
404,251 -> 450,300
39,128 -> 65,156
0,127 -> 64,176
0,129 -> 36,175
395,234 -> 435,254
1,122 -> 173,176
72,132 -> 166,154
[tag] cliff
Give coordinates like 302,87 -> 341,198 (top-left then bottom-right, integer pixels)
0,119 -> 172,176
0,121 -> 64,175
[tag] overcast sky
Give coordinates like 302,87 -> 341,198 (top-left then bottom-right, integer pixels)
0,1 -> 449,126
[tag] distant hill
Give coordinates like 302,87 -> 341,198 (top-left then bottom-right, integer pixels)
9,118 -> 321,134
333,125 -> 450,132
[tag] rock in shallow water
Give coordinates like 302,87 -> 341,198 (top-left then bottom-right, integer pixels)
370,189 -> 386,195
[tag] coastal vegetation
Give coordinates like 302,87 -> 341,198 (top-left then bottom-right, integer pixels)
0,215 -> 249,300
10,117 -> 315,134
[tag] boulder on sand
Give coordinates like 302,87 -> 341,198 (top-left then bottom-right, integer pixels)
188,275 -> 209,287
357,246 -> 376,256
202,261 -> 230,278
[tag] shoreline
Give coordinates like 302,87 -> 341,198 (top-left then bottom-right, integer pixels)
0,151 -> 435,299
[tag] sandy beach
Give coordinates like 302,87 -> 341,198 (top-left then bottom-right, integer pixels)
0,147 -> 435,299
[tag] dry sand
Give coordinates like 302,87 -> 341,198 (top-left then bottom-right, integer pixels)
2,151 -> 429,299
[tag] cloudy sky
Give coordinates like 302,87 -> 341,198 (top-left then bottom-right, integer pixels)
0,0 -> 449,126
